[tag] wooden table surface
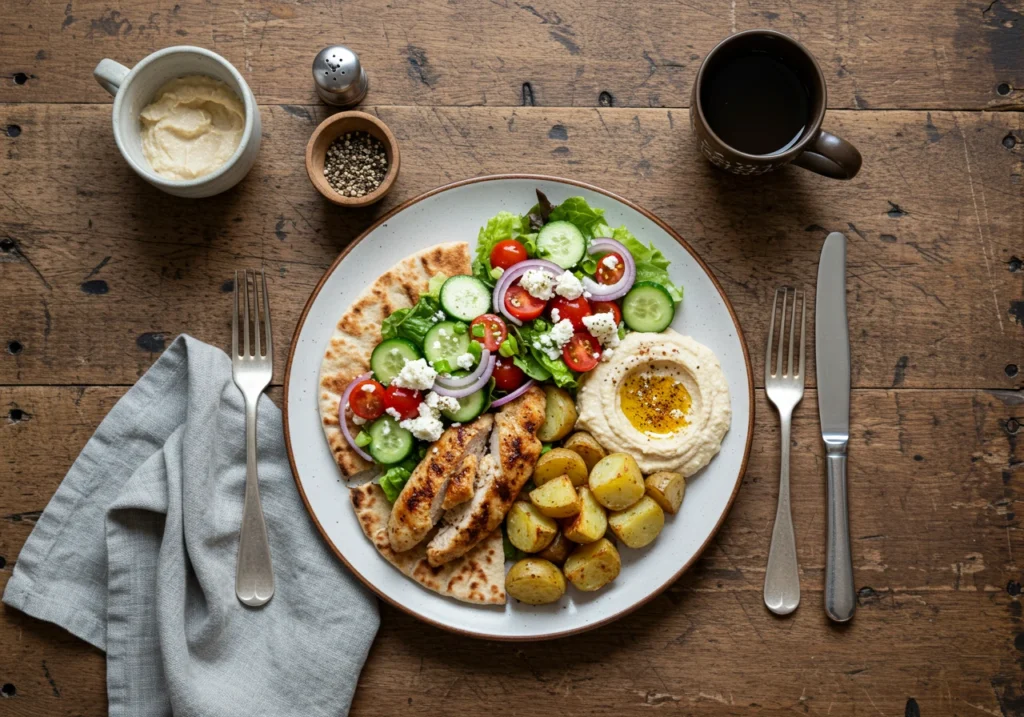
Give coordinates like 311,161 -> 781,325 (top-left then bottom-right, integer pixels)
1,1 -> 1022,714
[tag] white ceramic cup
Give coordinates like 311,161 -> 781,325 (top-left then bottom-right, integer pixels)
93,46 -> 261,199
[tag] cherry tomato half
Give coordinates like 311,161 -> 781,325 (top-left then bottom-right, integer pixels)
549,295 -> 592,331
590,300 -> 622,326
470,313 -> 508,352
383,385 -> 423,421
504,283 -> 547,322
595,252 -> 626,285
563,332 -> 601,373
348,378 -> 386,420
493,356 -> 527,392
490,239 -> 529,271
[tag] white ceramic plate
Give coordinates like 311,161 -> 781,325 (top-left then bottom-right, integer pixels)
284,176 -> 753,640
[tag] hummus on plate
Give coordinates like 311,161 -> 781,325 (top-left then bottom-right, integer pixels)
139,75 -> 245,180
576,329 -> 731,476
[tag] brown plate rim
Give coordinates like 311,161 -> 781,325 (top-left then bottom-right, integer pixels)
282,173 -> 755,641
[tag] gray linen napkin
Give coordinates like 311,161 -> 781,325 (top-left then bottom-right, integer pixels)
3,335 -> 379,717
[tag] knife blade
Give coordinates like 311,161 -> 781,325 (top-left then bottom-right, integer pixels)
815,231 -> 855,622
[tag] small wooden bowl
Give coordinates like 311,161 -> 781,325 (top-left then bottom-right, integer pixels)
305,111 -> 400,207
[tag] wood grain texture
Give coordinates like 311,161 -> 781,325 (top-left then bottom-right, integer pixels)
1,105 -> 1021,389
0,0 -> 1022,109
1,386 -> 1022,715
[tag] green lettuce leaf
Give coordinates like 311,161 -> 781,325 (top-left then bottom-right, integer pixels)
548,197 -> 608,239
513,320 -> 578,389
380,295 -> 441,345
472,211 -> 532,286
612,226 -> 684,304
379,457 -> 418,502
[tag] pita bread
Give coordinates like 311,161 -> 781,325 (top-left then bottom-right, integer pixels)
318,242 -> 472,476
350,483 -> 506,605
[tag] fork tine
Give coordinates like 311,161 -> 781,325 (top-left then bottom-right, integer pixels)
252,270 -> 262,358
242,270 -> 251,357
766,288 -> 781,380
787,289 -> 797,377
261,270 -> 273,362
776,288 -> 788,377
232,271 -> 240,358
798,291 -> 807,380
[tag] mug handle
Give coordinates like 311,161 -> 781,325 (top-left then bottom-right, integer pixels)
94,58 -> 130,97
792,130 -> 863,180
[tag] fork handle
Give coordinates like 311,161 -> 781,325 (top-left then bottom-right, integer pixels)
764,411 -> 800,615
824,447 -> 855,622
236,398 -> 275,607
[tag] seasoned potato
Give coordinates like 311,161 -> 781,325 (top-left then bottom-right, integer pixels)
506,501 -> 558,553
589,453 -> 645,510
645,471 -> 686,514
536,532 -> 572,565
609,496 -> 665,548
533,448 -> 588,487
563,538 -> 621,592
529,475 -> 581,518
562,487 -> 608,544
506,558 -> 567,604
563,432 -> 607,472
538,386 -> 577,442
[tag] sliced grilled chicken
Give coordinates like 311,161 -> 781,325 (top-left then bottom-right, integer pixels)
441,454 -> 477,511
426,386 -> 546,566
387,414 -> 493,553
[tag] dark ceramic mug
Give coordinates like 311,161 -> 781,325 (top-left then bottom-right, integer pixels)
690,30 -> 862,180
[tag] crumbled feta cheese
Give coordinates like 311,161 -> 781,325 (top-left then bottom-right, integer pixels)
601,348 -> 615,362
455,352 -> 476,370
534,319 -> 575,359
433,311 -> 446,322
391,358 -> 437,390
424,391 -> 461,415
554,270 -> 584,300
384,407 -> 403,421
360,383 -> 377,392
390,347 -> 401,356
438,328 -> 448,337
451,422 -> 462,428
352,415 -> 366,425
520,268 -> 556,300
601,254 -> 620,271
399,401 -> 446,442
583,290 -> 592,299
582,312 -> 620,348
550,307 -> 561,323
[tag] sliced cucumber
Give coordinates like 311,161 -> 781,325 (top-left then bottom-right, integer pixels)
367,415 -> 414,464
536,220 -> 586,269
441,388 -> 488,423
423,321 -> 471,367
622,281 -> 675,333
439,275 -> 491,321
370,338 -> 422,386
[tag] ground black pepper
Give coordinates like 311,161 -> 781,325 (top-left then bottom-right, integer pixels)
323,131 -> 388,197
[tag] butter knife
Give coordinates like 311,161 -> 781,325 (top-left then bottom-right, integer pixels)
816,232 -> 855,622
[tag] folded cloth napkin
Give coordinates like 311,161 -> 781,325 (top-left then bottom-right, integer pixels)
3,335 -> 379,717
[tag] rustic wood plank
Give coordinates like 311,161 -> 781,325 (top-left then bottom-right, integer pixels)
1,385 -> 1022,715
1,105 -> 1021,388
0,0 -> 1022,109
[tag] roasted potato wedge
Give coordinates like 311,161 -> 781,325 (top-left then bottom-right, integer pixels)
536,531 -> 572,565
563,538 -> 621,591
589,453 -> 645,510
506,558 -> 567,604
563,431 -> 607,472
645,471 -> 686,515
562,487 -> 608,544
608,496 -> 665,548
538,386 -> 577,442
533,448 -> 588,487
506,501 -> 558,553
529,475 -> 581,518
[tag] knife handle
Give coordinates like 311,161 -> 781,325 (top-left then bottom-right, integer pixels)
824,447 -> 855,622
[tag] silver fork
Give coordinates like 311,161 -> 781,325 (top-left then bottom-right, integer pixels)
763,287 -> 806,616
232,269 -> 275,607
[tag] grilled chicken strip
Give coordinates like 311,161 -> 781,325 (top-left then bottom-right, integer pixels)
387,414 -> 493,553
426,386 -> 546,566
441,454 -> 477,511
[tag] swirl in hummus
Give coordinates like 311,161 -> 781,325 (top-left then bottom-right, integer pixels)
576,329 -> 731,476
139,75 -> 245,180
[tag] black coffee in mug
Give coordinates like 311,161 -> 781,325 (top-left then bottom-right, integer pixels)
700,52 -> 811,156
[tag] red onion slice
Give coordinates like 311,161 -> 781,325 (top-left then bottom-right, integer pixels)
431,353 -> 496,398
492,259 -> 563,326
490,379 -> 536,407
581,237 -> 637,301
339,372 -> 375,462
435,349 -> 492,389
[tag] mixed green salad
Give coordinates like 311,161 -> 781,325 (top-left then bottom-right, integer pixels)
339,190 -> 684,501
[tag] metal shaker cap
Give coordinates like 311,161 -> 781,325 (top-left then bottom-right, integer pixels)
313,46 -> 369,107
